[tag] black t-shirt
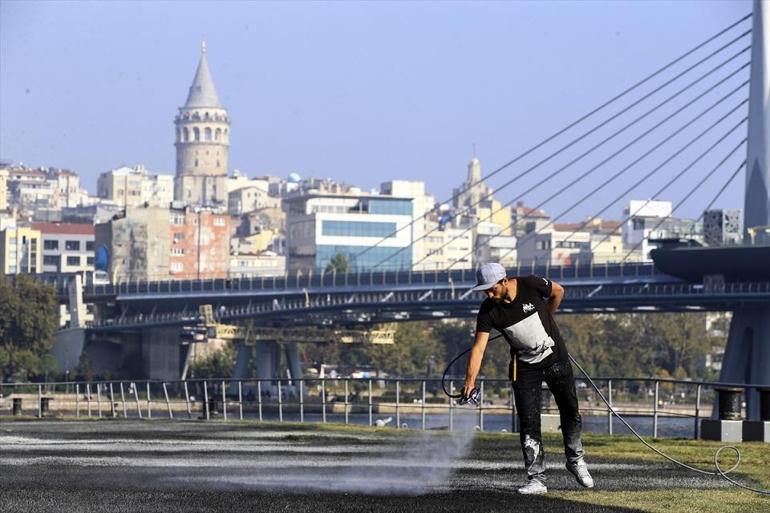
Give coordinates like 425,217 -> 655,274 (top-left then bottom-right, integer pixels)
475,275 -> 568,369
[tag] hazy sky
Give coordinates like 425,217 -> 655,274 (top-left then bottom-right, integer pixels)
0,0 -> 754,222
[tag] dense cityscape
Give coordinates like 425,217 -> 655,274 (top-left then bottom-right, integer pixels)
0,42 -> 747,384
0,43 -> 746,282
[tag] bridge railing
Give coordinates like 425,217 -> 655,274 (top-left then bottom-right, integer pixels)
85,280 -> 770,329
0,376 -> 762,439
80,262 -> 662,298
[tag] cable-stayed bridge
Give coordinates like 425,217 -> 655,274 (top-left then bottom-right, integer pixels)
50,2 -> 769,419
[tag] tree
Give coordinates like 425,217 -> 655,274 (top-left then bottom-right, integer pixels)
189,342 -> 237,379
0,275 -> 59,381
325,253 -> 352,274
361,322 -> 442,376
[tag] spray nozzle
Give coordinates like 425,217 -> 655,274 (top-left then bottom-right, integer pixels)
458,386 -> 480,406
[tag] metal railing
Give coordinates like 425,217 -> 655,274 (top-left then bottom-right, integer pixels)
78,262 -> 664,298
0,376 -> 764,439
86,280 -> 770,329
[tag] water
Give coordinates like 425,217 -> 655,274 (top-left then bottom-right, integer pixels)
236,412 -> 698,438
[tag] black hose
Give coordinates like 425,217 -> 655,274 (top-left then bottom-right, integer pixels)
441,346 -> 471,399
441,334 -> 770,495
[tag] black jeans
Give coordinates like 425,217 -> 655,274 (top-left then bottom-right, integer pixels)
512,358 -> 584,483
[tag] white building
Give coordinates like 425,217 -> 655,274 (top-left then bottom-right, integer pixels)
622,200 -> 672,259
285,184 -> 419,272
228,185 -> 280,215
97,165 -> 174,208
6,167 -> 54,209
622,200 -> 701,259
516,224 -> 591,267
229,251 -> 286,277
417,222 -> 474,271
474,222 -> 517,268
32,222 -> 95,274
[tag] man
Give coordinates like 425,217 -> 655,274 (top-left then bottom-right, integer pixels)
462,262 -> 594,495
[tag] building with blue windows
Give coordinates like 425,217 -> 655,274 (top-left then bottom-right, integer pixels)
285,182 -> 424,273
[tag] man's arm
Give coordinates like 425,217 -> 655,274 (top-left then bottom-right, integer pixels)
462,330 -> 490,398
548,280 -> 564,313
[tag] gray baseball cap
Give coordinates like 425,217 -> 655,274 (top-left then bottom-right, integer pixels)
471,262 -> 507,291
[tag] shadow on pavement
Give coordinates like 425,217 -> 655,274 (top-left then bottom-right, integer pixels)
0,488 -> 647,513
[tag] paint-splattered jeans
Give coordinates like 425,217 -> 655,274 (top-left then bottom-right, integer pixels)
512,358 -> 584,483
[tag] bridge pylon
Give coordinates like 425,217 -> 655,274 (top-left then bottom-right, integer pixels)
721,0 -> 770,420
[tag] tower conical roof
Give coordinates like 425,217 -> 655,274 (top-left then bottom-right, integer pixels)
184,40 -> 222,108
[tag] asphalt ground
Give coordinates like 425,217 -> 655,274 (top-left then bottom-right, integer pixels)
0,419 -> 737,513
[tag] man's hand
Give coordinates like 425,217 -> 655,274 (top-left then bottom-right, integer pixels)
463,331 -> 490,398
461,382 -> 476,400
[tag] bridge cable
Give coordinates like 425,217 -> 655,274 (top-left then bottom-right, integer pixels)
556,135 -> 748,252
694,157 -> 748,224
569,136 -> 747,257
388,61 -> 748,267
371,44 -> 751,271
377,52 -> 751,271
619,154 -> 749,263
490,103 -> 750,265
441,90 -> 750,270
443,336 -> 769,494
620,157 -> 748,264
351,15 -> 752,264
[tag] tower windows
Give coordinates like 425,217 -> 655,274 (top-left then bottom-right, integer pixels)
176,128 -> 181,142
205,127 -> 212,141
193,127 -> 200,141
183,127 -> 189,142
195,159 -> 199,167
215,128 -> 221,141
216,160 -> 220,167
204,112 -> 210,120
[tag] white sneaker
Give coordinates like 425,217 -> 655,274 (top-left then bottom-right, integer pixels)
517,479 -> 547,495
566,459 -> 594,488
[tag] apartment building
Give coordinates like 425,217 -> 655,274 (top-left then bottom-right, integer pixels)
31,222 -> 95,273
0,226 -> 42,274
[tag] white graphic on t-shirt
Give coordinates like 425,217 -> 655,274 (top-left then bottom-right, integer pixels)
523,303 -> 535,313
503,313 -> 556,364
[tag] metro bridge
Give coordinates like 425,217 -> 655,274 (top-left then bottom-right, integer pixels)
77,261 -> 770,332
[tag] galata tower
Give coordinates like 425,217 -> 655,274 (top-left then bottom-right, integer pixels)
174,40 -> 229,207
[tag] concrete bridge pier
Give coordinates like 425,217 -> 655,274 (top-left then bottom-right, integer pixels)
285,343 -> 303,385
141,326 -> 186,380
229,341 -> 303,396
227,343 -> 253,396
52,328 -> 86,375
724,0 -> 770,421
721,306 -> 770,420
255,341 -> 280,381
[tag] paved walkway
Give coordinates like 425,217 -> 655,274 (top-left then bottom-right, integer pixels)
0,420 -> 730,512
